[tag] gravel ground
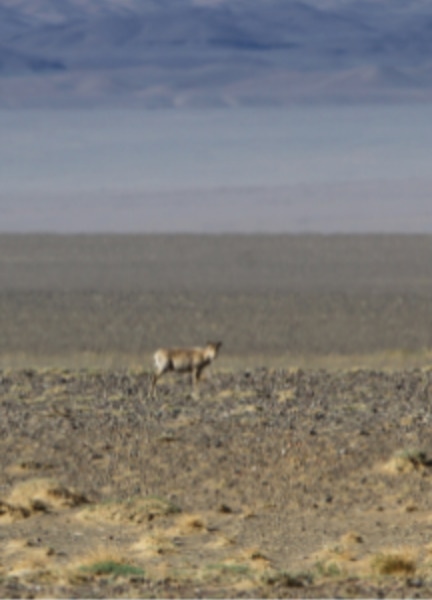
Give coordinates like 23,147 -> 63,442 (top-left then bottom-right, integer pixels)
0,367 -> 432,597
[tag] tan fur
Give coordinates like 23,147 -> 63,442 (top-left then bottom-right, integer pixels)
149,341 -> 222,397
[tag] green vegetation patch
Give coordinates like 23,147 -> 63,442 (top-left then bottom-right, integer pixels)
314,560 -> 344,579
205,562 -> 252,580
81,560 -> 145,579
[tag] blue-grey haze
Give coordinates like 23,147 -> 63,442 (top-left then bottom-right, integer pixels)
1,105 -> 432,233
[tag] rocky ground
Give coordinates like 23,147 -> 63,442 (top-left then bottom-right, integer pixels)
2,233 -> 432,597
1,366 -> 432,597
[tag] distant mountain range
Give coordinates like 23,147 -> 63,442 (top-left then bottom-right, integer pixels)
1,0 -> 432,107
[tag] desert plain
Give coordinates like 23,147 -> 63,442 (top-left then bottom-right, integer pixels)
2,234 -> 432,597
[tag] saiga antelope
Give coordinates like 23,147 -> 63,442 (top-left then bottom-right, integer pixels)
149,341 -> 222,397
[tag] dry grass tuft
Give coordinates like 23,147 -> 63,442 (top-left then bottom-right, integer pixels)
381,448 -> 430,475
71,546 -> 125,569
229,404 -> 259,416
3,538 -> 29,555
340,531 -> 364,546
232,547 -> 271,577
78,495 -> 180,524
170,512 -> 208,534
205,534 -> 236,550
3,538 -> 58,579
315,541 -> 356,565
132,531 -> 179,558
7,549 -> 54,578
0,500 -> 31,522
312,540 -> 362,580
311,540 -> 422,582
1,478 -> 88,521
370,549 -> 417,576
277,389 -> 296,403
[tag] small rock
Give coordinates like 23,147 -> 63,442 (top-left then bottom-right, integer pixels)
407,578 -> 424,588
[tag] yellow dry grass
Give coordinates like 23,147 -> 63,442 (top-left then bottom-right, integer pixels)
131,531 -> 179,559
77,495 -> 179,525
164,512 -> 209,537
70,546 -> 129,570
369,548 -> 418,576
128,509 -> 269,588
0,478 -> 88,522
277,388 -> 296,402
2,538 -> 59,580
0,500 -> 31,523
7,549 -> 54,578
339,531 -> 364,546
237,546 -> 271,571
313,544 -> 354,577
4,346 -> 432,372
8,478 -> 87,510
205,533 -> 236,550
380,449 -> 429,475
310,538 -> 427,583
